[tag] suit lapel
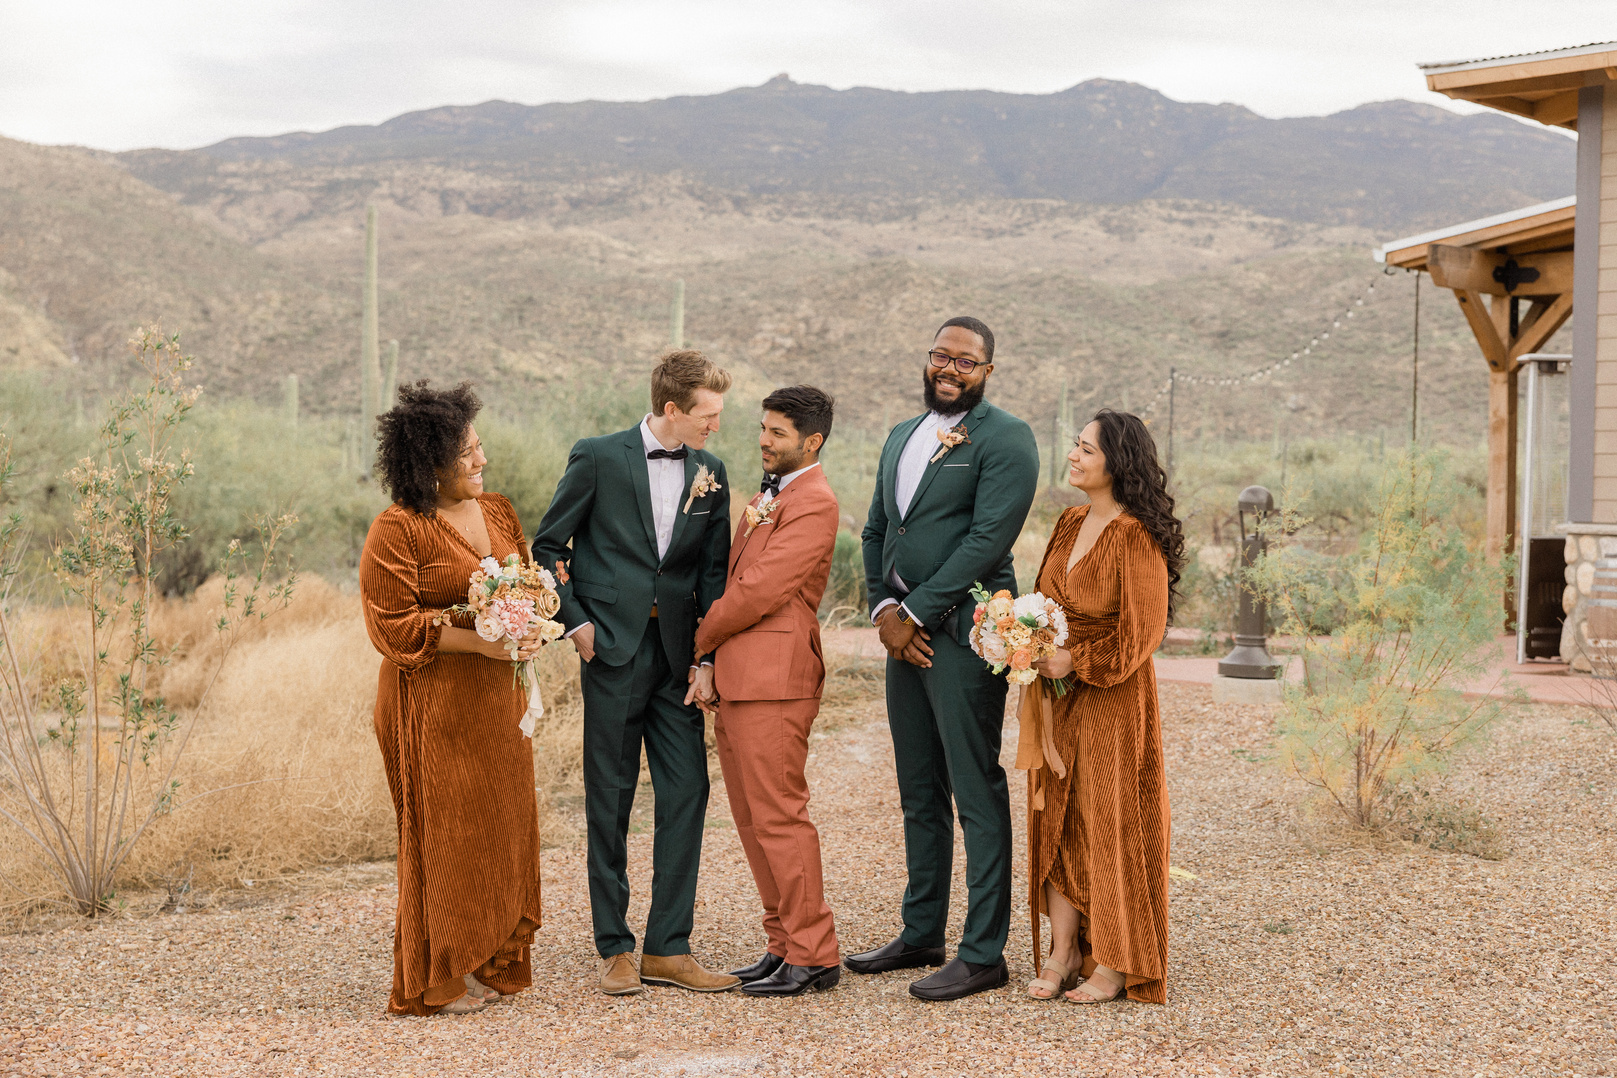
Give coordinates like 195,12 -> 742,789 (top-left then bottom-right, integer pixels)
905,403 -> 985,518
886,414 -> 926,521
622,429 -> 659,557
661,452 -> 700,566
729,491 -> 765,573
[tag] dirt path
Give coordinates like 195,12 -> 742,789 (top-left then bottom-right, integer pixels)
3,684 -> 1614,1076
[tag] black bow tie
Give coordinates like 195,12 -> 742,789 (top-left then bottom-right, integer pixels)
761,474 -> 780,497
647,446 -> 688,461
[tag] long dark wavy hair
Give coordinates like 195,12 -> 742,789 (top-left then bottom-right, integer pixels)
1089,408 -> 1186,622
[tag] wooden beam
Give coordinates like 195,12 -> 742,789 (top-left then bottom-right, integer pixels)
1454,289 -> 1508,369
1426,244 -> 1572,297
1486,366 -> 1519,570
1532,89 -> 1583,126
1425,51 -> 1617,94
1507,291 -> 1574,365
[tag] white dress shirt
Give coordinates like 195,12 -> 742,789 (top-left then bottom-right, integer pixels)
640,415 -> 685,560
871,411 -> 964,626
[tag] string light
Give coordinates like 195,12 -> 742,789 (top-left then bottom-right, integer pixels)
1141,276 -> 1382,417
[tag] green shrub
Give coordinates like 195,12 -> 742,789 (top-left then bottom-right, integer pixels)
1247,448 -> 1520,828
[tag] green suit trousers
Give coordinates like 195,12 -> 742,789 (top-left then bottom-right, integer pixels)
884,630 -> 1012,966
581,620 -> 710,959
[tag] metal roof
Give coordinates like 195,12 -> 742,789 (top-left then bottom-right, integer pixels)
1372,195 -> 1575,263
1419,41 -> 1617,75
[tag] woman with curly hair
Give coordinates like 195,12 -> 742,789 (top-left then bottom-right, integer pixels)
360,381 -> 547,1016
1020,408 -> 1183,1005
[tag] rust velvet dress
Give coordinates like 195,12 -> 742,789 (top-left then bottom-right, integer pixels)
1027,506 -> 1170,1004
360,493 -> 543,1016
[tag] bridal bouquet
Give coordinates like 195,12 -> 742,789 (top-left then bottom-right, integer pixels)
436,553 -> 566,737
967,582 -> 1070,694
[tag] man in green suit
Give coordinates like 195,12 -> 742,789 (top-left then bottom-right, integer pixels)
532,350 -> 740,996
847,316 -> 1040,1001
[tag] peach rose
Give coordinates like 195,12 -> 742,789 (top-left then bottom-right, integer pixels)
1009,649 -> 1032,671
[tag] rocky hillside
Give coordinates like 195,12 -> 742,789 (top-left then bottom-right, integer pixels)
0,78 -> 1575,449
117,77 -> 1574,234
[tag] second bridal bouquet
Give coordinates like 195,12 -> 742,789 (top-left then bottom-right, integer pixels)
968,582 -> 1070,694
437,553 -> 566,737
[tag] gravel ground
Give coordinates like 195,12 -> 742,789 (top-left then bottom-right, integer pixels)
3,683 -> 1615,1077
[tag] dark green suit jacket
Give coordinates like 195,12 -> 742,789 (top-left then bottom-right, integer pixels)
531,427 -> 731,669
861,401 -> 1040,647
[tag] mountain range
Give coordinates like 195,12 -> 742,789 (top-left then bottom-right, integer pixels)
118,76 -> 1574,234
0,76 -> 1578,452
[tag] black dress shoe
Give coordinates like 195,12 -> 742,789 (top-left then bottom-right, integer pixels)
741,962 -> 841,996
908,957 -> 1009,1001
844,937 -> 946,975
729,952 -> 785,983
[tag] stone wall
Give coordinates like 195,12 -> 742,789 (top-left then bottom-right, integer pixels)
1559,522 -> 1617,670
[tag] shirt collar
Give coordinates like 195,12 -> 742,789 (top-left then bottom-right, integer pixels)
774,461 -> 821,492
929,410 -> 966,427
640,415 -> 683,456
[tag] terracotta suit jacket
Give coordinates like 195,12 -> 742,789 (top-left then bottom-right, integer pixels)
695,465 -> 840,702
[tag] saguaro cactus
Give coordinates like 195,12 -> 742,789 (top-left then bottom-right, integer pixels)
670,279 -> 685,348
383,340 -> 399,411
361,204 -> 380,476
283,373 -> 299,431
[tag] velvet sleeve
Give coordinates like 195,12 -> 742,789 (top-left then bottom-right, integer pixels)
1067,521 -> 1168,689
360,508 -> 444,672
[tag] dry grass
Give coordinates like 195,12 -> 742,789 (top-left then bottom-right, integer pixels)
0,575 -> 589,920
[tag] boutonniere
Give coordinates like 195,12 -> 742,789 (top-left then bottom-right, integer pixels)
683,464 -> 722,513
553,559 -> 570,585
930,422 -> 970,463
744,497 -> 781,536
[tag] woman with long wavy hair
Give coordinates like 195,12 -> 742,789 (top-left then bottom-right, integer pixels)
1020,408 -> 1183,1005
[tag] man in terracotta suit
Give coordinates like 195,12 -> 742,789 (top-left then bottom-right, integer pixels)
692,385 -> 842,997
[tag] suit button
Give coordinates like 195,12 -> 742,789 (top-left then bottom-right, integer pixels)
657,569 -> 663,576
898,526 -> 906,535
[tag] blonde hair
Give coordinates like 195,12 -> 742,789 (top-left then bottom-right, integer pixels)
651,349 -> 732,415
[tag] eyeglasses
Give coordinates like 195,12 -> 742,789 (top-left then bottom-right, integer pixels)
928,350 -> 983,374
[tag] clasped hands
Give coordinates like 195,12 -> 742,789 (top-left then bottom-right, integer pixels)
876,607 -> 934,668
684,662 -> 718,713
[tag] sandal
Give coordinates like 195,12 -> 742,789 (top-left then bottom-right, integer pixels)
464,974 -> 503,1002
437,992 -> 488,1015
1026,957 -> 1077,1000
1065,967 -> 1126,1005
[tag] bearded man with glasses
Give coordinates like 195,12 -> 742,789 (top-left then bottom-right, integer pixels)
849,316 -> 1039,1000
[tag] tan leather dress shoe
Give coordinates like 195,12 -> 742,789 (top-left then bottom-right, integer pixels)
640,953 -> 742,992
599,951 -> 644,996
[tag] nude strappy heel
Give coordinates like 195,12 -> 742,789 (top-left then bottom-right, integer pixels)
1026,956 -> 1078,1000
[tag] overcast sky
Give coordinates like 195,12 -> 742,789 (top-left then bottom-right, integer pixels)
2,1 -> 1610,151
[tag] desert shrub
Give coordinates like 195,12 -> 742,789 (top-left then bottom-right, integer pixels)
1247,448 -> 1518,829
819,529 -> 868,625
0,329 -> 296,915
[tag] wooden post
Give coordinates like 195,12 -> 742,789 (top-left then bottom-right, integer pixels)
1485,365 -> 1519,568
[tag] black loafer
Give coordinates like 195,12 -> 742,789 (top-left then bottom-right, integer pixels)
729,952 -> 785,983
741,963 -> 841,996
908,957 -> 1008,1001
844,937 -> 946,975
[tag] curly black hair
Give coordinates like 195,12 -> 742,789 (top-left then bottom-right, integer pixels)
374,380 -> 482,516
1089,408 -> 1186,622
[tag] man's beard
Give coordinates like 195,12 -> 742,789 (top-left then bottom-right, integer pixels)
923,370 -> 986,416
764,442 -> 807,477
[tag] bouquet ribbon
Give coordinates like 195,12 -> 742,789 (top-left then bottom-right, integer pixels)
1015,679 -> 1067,811
518,657 -> 545,739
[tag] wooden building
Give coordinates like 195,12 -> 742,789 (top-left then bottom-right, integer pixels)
1414,42 -> 1617,665
1374,197 -> 1574,566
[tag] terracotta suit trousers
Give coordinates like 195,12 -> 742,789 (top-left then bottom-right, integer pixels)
713,698 -> 839,967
